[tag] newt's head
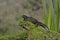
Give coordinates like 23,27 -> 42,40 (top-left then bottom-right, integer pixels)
22,15 -> 28,18
22,15 -> 28,21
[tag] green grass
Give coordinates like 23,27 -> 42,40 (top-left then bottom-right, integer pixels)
0,0 -> 59,40
55,0 -> 60,32
42,0 -> 60,32
42,0 -> 47,25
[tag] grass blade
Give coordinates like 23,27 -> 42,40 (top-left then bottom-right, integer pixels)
55,0 -> 60,32
42,0 -> 48,25
47,0 -> 54,30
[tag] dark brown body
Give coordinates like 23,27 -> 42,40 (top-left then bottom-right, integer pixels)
22,15 -> 49,31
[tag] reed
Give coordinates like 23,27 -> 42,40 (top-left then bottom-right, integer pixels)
42,0 -> 60,32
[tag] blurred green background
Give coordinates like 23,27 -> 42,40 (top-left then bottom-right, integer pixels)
0,0 -> 60,40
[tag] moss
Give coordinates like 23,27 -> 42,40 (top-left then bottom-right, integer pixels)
0,20 -> 60,40
0,30 -> 28,40
19,20 -> 60,40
